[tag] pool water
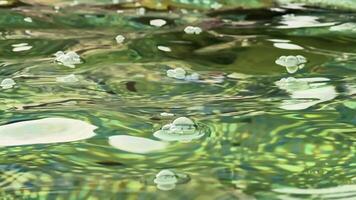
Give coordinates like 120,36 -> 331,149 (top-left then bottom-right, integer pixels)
0,1 -> 355,199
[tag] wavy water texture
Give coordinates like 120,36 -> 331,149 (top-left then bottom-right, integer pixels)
0,0 -> 355,199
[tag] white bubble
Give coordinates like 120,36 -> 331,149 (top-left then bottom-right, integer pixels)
54,51 -> 82,68
115,34 -> 125,44
150,19 -> 167,27
0,117 -> 97,147
153,117 -> 204,142
184,26 -> 202,35
154,169 -> 178,191
0,78 -> 16,89
167,68 -> 186,80
275,55 -> 307,74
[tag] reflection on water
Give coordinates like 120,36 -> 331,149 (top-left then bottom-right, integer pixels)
0,0 -> 355,199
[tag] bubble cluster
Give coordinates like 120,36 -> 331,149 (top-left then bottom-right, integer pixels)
184,26 -> 202,35
166,68 -> 199,81
153,117 -> 205,142
54,51 -> 82,68
275,55 -> 307,73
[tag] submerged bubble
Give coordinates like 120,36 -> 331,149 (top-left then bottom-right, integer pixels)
184,26 -> 202,35
154,169 -> 178,191
56,74 -> 79,83
0,78 -> 16,89
54,51 -> 82,68
153,117 -> 205,142
0,117 -> 97,147
115,35 -> 125,44
150,19 -> 167,27
275,55 -> 307,74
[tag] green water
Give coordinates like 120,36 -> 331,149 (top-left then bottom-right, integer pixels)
0,1 -> 356,199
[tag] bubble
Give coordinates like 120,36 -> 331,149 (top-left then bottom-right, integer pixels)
154,169 -> 178,191
56,74 -> 79,83
157,45 -> 171,52
0,118 -> 97,147
0,78 -> 16,89
275,55 -> 307,74
184,26 -> 202,35
153,117 -> 205,142
150,19 -> 167,27
115,35 -> 125,44
54,51 -> 82,68
166,68 -> 200,81
167,68 -> 186,80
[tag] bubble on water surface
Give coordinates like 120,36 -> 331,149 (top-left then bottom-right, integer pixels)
56,74 -> 79,83
115,35 -> 125,44
150,19 -> 167,27
166,68 -> 200,81
0,117 -> 97,147
153,117 -> 205,142
54,51 -> 82,68
108,135 -> 167,154
154,169 -> 178,191
275,55 -> 307,74
184,26 -> 202,35
0,78 -> 16,89
167,67 -> 186,80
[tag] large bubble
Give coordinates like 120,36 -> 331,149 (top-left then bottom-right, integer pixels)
153,117 -> 205,142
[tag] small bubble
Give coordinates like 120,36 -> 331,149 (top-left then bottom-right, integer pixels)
184,26 -> 202,35
54,51 -> 82,68
150,19 -> 167,27
115,35 -> 125,44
